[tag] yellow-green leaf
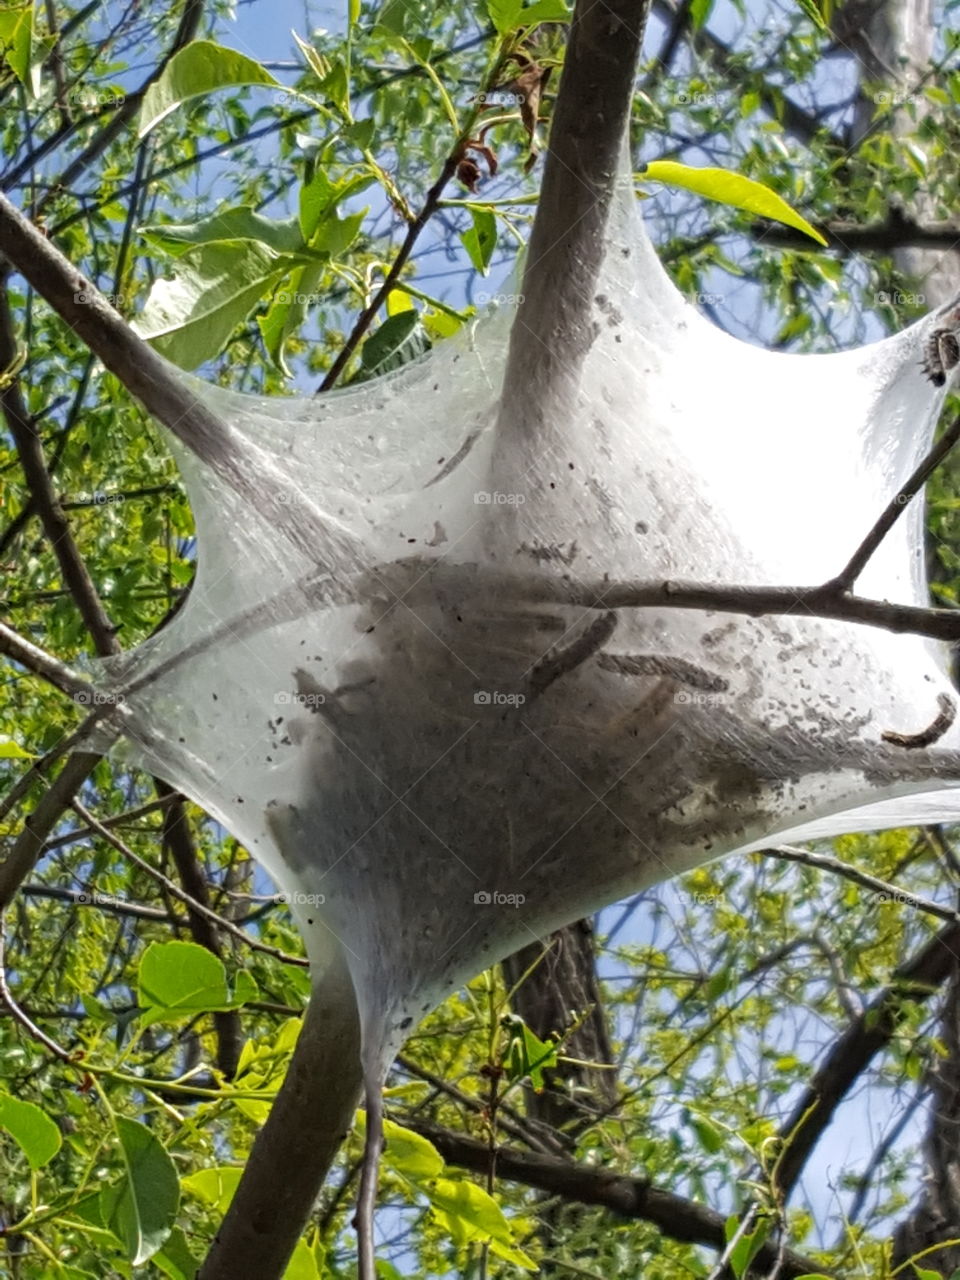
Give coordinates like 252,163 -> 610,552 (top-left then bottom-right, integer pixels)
641,161 -> 827,246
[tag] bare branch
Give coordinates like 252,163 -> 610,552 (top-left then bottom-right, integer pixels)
774,917 -> 960,1198
763,844 -> 960,926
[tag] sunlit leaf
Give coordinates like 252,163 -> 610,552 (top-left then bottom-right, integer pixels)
139,41 -> 280,137
641,161 -> 827,246
137,940 -> 258,1025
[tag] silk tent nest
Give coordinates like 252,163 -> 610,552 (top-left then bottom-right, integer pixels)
78,124 -> 960,1263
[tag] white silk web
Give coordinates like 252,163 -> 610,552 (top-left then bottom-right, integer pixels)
92,151 -> 960,1085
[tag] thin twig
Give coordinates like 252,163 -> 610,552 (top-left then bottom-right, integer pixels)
0,919 -> 74,1062
70,800 -> 309,968
763,844 -> 960,926
836,413 -> 960,589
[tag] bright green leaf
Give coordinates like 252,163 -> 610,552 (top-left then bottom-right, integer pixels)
381,1118 -> 445,1180
795,0 -> 828,29
515,0 -> 571,23
460,207 -> 497,275
0,1093 -> 62,1169
486,0 -> 522,32
99,1116 -> 179,1264
425,1176 -> 536,1268
0,736 -> 36,758
691,1115 -> 724,1153
487,0 -> 568,30
690,0 -> 715,27
133,240 -> 294,370
282,1237 -> 325,1280
138,41 -> 280,137
181,1165 -> 243,1213
0,4 -> 30,79
137,940 -> 258,1024
641,161 -> 827,246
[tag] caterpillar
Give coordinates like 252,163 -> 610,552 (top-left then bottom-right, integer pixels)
921,328 -> 960,388
881,691 -> 957,749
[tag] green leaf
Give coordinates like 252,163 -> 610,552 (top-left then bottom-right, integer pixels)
140,207 -> 308,257
690,0 -> 715,27
152,1227 -> 200,1280
133,240 -> 293,370
914,1269 -> 944,1280
723,1214 -> 771,1280
320,60 -> 350,118
312,207 -> 366,259
424,1176 -> 536,1269
795,0 -> 828,29
181,1165 -> 243,1213
137,940 -> 258,1025
99,1116 -> 179,1264
138,41 -> 280,137
381,1117 -> 445,1180
487,0 -> 569,30
0,1093 -> 62,1169
502,1013 -> 558,1090
292,30 -> 330,82
487,0 -> 522,32
691,1115 -> 724,1153
299,169 -> 374,244
460,207 -> 497,275
376,0 -> 411,33
360,310 -> 420,373
0,2 -> 49,96
515,0 -> 571,23
641,161 -> 827,246
282,1236 -> 325,1280
0,735 -> 35,758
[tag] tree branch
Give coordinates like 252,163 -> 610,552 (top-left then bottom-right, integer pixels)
0,192 -> 364,572
500,0 -> 651,426
774,917 -> 960,1198
410,1119 -> 833,1279
754,211 -> 960,254
196,955 -> 362,1280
